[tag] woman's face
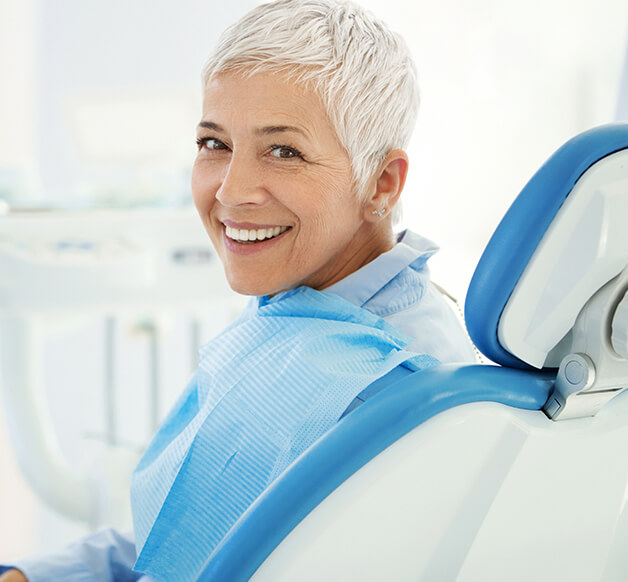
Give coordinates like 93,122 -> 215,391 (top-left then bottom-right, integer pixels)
192,72 -> 388,296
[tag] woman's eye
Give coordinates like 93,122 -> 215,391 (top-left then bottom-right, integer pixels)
196,137 -> 228,151
269,145 -> 303,159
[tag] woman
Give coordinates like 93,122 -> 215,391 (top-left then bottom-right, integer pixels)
0,1 -> 475,580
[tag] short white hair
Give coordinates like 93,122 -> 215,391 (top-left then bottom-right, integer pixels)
202,0 -> 419,220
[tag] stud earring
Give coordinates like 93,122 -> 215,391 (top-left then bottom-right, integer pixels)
372,208 -> 386,217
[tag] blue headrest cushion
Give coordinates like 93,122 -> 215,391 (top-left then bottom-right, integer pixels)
465,123 -> 628,369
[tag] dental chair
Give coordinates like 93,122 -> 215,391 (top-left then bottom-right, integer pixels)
201,124 -> 628,582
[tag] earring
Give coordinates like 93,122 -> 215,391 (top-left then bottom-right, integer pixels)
372,208 -> 386,217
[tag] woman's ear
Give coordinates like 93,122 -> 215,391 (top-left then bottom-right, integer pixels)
364,149 -> 409,221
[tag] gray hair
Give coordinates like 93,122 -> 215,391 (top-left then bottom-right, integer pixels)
202,0 -> 419,220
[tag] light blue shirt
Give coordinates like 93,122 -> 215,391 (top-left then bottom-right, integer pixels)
327,230 -> 476,363
0,230 -> 476,581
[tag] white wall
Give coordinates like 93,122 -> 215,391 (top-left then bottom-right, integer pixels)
0,0 -> 259,208
0,0 -> 39,203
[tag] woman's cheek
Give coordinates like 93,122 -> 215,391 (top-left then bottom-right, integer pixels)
190,166 -> 205,208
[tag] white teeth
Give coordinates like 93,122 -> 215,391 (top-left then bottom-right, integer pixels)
225,225 -> 288,242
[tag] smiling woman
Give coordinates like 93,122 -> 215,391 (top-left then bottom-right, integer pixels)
192,72 -> 403,295
0,1 -> 475,581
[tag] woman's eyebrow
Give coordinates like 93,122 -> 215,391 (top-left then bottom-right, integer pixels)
256,125 -> 310,138
197,121 -> 311,139
197,121 -> 224,132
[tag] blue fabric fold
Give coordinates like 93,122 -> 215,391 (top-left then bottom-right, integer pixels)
130,286 -> 437,581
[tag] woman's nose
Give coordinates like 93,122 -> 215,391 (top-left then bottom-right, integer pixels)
215,155 -> 269,207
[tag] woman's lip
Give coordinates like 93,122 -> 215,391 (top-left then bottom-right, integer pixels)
221,219 -> 290,230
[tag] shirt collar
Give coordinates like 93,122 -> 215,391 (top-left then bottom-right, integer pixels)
325,230 -> 439,308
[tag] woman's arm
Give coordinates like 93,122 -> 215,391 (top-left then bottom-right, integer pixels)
0,528 -> 139,582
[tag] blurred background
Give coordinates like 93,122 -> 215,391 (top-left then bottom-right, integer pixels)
0,0 -> 627,562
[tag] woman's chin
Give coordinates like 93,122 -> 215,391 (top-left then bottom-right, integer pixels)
226,275 -> 285,297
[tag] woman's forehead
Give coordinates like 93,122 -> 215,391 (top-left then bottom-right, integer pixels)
201,72 -> 330,136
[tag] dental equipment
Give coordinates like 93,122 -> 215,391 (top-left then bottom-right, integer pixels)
0,208 -> 241,528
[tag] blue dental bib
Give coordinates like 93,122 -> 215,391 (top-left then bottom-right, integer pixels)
131,286 -> 436,581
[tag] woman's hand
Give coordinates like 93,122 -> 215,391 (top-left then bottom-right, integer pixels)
0,570 -> 28,582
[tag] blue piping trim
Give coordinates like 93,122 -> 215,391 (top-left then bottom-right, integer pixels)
199,364 -> 554,581
340,362 -> 414,418
465,123 -> 628,369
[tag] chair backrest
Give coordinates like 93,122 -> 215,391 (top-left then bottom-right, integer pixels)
466,124 -> 628,419
466,123 -> 628,370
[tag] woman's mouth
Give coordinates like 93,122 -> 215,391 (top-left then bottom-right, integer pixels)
225,225 -> 290,244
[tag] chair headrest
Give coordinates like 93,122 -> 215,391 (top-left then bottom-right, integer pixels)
465,124 -> 628,370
